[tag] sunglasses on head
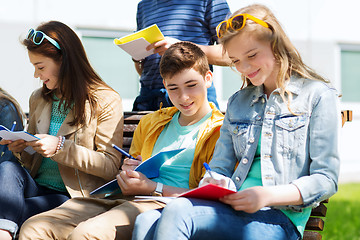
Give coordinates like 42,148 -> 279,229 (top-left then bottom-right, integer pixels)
216,13 -> 269,39
27,28 -> 61,50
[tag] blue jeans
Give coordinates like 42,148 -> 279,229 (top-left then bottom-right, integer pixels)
0,161 -> 70,237
132,198 -> 301,240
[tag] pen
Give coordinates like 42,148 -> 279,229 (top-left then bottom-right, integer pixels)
203,162 -> 214,179
10,121 -> 17,131
1,121 -> 17,157
112,144 -> 137,160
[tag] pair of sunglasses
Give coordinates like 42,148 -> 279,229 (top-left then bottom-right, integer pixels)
27,28 -> 61,50
216,13 -> 269,39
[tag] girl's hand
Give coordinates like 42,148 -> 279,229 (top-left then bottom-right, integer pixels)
146,37 -> 180,56
116,170 -> 156,195
1,139 -> 27,153
26,134 -> 59,157
220,186 -> 270,213
200,177 -> 228,188
121,155 -> 142,171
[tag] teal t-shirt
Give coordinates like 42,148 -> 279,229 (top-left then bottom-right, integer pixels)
35,98 -> 71,192
240,136 -> 311,237
151,111 -> 212,188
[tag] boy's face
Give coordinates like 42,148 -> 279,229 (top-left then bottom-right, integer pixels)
163,68 -> 212,125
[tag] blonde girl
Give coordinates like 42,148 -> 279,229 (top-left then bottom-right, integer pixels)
132,4 -> 340,240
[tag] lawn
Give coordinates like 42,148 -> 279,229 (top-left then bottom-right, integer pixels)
321,183 -> 360,240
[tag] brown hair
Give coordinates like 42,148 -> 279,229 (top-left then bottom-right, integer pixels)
22,21 -> 112,126
0,88 -> 25,127
219,4 -> 329,109
160,41 -> 210,80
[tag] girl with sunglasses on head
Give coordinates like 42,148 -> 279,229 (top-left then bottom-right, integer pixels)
132,4 -> 340,240
0,21 -> 123,240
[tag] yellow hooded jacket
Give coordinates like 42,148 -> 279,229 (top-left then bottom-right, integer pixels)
129,103 -> 224,189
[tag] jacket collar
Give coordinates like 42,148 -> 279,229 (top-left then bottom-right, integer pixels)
250,76 -> 304,105
35,98 -> 79,136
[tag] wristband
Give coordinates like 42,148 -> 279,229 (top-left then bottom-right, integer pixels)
54,136 -> 65,155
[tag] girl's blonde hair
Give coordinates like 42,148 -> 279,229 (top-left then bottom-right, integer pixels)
0,88 -> 25,127
219,4 -> 329,108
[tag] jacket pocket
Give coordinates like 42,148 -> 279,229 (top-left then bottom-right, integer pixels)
229,123 -> 250,156
274,113 -> 308,154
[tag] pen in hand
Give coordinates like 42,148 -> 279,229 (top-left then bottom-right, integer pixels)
10,121 -> 17,131
112,144 -> 137,160
1,121 -> 17,157
203,162 -> 214,179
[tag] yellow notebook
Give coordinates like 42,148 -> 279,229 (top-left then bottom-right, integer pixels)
114,24 -> 164,60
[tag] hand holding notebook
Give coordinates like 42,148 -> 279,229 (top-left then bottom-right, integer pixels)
90,148 -> 185,196
114,24 -> 164,60
0,124 -> 39,154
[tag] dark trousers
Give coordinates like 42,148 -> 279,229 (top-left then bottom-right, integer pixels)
0,160 -> 69,236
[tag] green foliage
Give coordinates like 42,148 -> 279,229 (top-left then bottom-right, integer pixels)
322,183 -> 360,240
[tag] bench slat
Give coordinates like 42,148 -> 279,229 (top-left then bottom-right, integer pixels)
303,231 -> 322,240
305,217 -> 324,231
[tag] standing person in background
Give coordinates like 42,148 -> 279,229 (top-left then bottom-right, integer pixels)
132,4 -> 340,240
132,0 -> 231,111
0,21 -> 123,240
0,88 -> 25,163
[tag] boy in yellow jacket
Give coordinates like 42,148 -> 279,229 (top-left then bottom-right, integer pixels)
19,41 -> 224,240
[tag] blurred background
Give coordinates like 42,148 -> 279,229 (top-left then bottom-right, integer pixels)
0,0 -> 359,184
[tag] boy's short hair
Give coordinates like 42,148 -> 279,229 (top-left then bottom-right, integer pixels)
160,41 -> 210,80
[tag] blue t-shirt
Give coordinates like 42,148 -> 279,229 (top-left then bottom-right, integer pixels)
151,111 -> 212,188
135,0 -> 230,110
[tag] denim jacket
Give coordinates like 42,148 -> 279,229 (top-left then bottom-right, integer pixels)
0,99 -> 24,163
209,76 -> 340,209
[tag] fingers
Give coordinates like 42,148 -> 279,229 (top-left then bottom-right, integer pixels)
0,139 -> 12,145
203,177 -> 226,186
26,135 -> 59,157
7,140 -> 26,153
121,155 -> 142,171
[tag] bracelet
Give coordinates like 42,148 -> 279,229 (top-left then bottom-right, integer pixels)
54,136 -> 65,155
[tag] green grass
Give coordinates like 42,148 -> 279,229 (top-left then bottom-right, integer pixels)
321,183 -> 360,240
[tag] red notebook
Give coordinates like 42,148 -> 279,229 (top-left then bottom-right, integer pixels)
179,184 -> 236,201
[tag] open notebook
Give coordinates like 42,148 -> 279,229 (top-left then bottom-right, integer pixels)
90,148 -> 184,197
0,125 -> 39,154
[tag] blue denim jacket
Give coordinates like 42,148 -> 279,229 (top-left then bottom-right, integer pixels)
0,99 -> 24,163
209,77 -> 340,209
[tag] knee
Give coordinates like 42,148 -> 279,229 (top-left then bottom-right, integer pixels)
67,223 -> 87,240
19,216 -> 52,240
134,209 -> 161,228
68,220 -> 102,240
162,198 -> 193,216
0,161 -> 24,184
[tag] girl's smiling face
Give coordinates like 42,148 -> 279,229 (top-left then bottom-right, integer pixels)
226,33 -> 279,95
28,51 -> 61,90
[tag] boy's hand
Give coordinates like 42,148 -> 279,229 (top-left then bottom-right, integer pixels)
146,37 -> 180,56
26,134 -> 59,157
2,139 -> 27,153
220,186 -> 270,213
200,177 -> 228,188
116,170 -> 156,196
121,155 -> 142,171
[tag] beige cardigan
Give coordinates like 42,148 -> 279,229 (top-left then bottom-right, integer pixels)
20,87 -> 124,197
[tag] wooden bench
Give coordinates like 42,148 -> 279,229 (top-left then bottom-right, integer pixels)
123,110 -> 353,240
